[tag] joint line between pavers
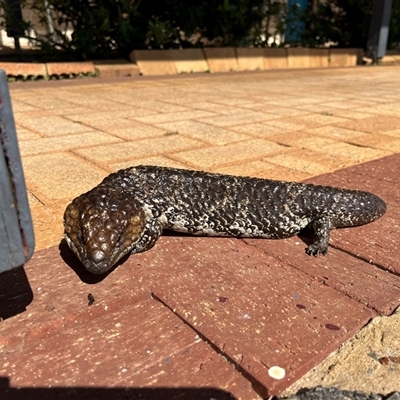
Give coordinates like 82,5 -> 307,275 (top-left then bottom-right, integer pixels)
150,291 -> 269,399
240,239 -> 397,316
329,243 -> 400,279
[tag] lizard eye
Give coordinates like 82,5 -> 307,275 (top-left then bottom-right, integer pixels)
77,228 -> 84,242
116,233 -> 126,247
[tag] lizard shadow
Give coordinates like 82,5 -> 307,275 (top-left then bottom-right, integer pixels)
59,229 -> 317,284
58,239 -> 129,284
59,231 -> 192,284
297,230 -> 317,247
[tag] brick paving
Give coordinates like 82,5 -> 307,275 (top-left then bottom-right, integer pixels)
1,66 -> 400,399
11,67 -> 400,251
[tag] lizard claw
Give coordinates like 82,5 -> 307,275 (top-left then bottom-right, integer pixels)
306,244 -> 328,257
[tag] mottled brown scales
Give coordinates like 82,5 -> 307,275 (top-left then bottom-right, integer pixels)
64,184 -> 146,273
64,166 -> 387,274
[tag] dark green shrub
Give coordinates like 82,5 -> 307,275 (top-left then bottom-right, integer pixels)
0,0 -> 146,60
302,0 -> 400,49
0,0 -> 298,59
1,0 -> 399,61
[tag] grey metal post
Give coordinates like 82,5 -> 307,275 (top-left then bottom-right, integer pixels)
366,0 -> 393,62
0,70 -> 35,273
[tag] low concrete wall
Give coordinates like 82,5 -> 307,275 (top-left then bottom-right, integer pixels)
264,48 -> 287,69
0,48 -> 365,79
170,48 -> 209,73
130,48 -> 364,76
130,50 -> 177,75
0,62 -> 48,78
0,60 -> 141,79
0,61 -> 96,79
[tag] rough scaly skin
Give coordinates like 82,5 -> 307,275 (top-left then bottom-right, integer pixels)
63,166 -> 387,274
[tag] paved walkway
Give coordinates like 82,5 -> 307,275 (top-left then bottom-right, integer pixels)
1,66 -> 400,398
11,67 -> 400,251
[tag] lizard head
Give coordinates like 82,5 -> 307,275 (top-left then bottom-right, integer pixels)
63,185 -> 145,274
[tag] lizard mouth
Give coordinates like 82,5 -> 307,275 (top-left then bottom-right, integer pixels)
64,233 -> 115,274
84,236 -> 137,274
84,249 -> 113,274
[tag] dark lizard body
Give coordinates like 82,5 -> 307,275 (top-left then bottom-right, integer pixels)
63,166 -> 387,274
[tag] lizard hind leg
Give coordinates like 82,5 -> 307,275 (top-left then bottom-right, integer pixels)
305,216 -> 331,256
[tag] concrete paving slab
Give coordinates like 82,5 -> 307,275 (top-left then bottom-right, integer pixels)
355,101 -> 400,116
21,153 -> 107,202
184,101 -> 253,115
197,111 -> 274,127
14,107 -> 96,120
12,95 -> 87,110
135,100 -> 193,114
15,127 -> 41,141
17,115 -> 97,137
266,149 -> 353,176
156,120 -> 251,145
302,141 -> 390,163
109,157 -> 190,172
174,138 -> 289,169
64,107 -> 158,122
319,109 -> 377,120
345,133 -> 400,152
73,135 -> 205,167
263,118 -> 310,131
18,131 -> 122,157
62,96 -> 136,111
229,122 -> 288,136
304,126 -> 368,141
9,99 -> 40,113
290,113 -> 350,127
213,162 -> 310,182
65,117 -> 157,135
134,110 -> 215,124
26,197 -> 66,251
100,124 -> 168,141
335,115 -> 400,134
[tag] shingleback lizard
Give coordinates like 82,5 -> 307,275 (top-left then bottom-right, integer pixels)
63,166 -> 387,274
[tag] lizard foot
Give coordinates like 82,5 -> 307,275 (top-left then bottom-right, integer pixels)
305,244 -> 328,257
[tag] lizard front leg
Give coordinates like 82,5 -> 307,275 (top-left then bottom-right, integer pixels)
130,219 -> 163,255
306,216 -> 330,256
